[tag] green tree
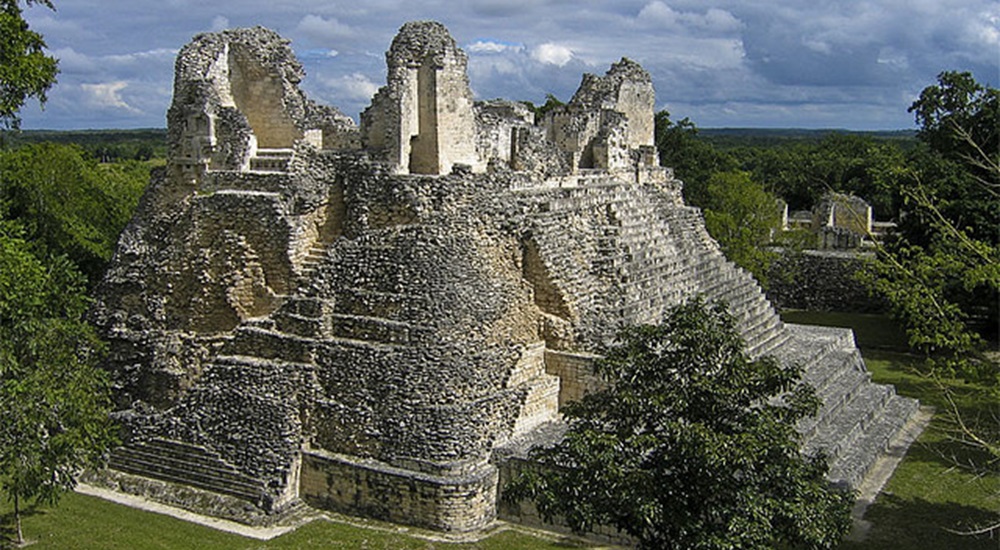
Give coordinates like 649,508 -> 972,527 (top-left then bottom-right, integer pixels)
0,0 -> 58,130
729,134 -> 909,218
861,71 -> 999,370
858,71 -> 1000,538
702,170 -> 782,286
909,70 -> 999,188
521,93 -> 566,121
653,110 -> 736,207
0,223 -> 115,545
0,143 -> 148,285
505,299 -> 852,550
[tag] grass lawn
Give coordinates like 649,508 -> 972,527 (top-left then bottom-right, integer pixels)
783,311 -> 1000,550
1,491 -> 588,549
836,349 -> 1000,550
780,310 -> 910,351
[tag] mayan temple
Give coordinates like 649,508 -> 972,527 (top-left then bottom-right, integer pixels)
89,21 -> 919,534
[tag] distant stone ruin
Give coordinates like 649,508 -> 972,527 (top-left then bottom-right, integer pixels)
90,22 -> 919,534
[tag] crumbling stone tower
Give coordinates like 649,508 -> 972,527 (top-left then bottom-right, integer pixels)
362,21 -> 482,174
90,21 -> 919,536
546,57 -> 658,171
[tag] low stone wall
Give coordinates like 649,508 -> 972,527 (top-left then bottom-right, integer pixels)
299,449 -> 498,532
767,249 -> 885,312
542,350 -> 604,406
495,456 -> 634,547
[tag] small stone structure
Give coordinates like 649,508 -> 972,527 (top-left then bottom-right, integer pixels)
788,192 -> 887,250
90,22 -> 919,535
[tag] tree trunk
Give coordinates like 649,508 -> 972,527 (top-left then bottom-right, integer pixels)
14,492 -> 24,546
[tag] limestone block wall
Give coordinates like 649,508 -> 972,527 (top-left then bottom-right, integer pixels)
767,249 -> 885,312
543,350 -> 604,407
813,192 -> 873,236
299,164 -> 554,472
545,57 -> 655,171
166,27 -> 355,183
300,450 -> 499,531
475,100 -> 534,167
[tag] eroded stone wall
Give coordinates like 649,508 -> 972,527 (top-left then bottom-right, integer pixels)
362,21 -> 481,175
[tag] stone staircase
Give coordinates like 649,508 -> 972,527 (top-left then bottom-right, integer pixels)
250,148 -> 294,172
515,179 -> 919,490
506,342 -> 562,438
109,438 -> 265,503
784,325 -> 919,488
295,242 -> 328,286
108,304 -> 323,506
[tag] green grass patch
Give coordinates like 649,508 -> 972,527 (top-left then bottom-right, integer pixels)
1,491 -> 588,549
780,310 -> 909,350
777,311 -> 999,549
836,352 -> 1000,549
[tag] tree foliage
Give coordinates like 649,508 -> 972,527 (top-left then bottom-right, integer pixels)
909,70 -> 1000,186
725,134 -> 908,218
702,170 -> 782,286
0,0 -> 58,129
505,299 -> 852,550
654,110 -> 736,207
0,222 -> 115,545
521,93 -> 566,121
860,71 -> 1000,377
0,143 -> 149,285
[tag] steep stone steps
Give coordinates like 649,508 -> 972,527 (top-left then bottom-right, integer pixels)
222,325 -> 315,363
520,177 -> 920,494
746,326 -> 791,359
109,438 -> 264,503
204,354 -> 313,387
507,343 -> 561,438
803,383 -> 895,459
201,171 -> 296,194
295,243 -> 329,285
328,313 -> 419,345
250,148 -> 294,173
272,296 -> 333,339
783,324 -> 919,488
826,396 -> 919,487
330,287 -> 433,323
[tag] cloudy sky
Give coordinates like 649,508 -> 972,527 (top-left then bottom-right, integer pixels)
17,0 -> 1000,130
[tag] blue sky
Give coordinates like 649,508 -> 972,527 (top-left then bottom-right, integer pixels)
17,0 -> 1000,130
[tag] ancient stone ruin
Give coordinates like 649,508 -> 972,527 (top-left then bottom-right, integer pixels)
90,21 -> 919,534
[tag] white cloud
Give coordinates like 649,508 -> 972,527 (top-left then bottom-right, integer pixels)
105,49 -> 178,67
25,13 -> 98,42
467,40 -> 524,54
638,1 -> 679,26
81,81 -> 142,114
637,2 -> 740,33
321,73 -> 380,103
296,14 -> 355,42
52,47 -> 97,74
211,16 -> 230,32
15,0 -> 1000,130
531,43 -> 574,66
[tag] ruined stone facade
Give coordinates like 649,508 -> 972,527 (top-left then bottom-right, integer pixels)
91,22 -> 919,534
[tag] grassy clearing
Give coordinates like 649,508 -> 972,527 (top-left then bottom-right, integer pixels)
837,349 -> 1000,550
786,310 -> 1000,550
780,310 -> 910,351
0,491 -> 588,550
